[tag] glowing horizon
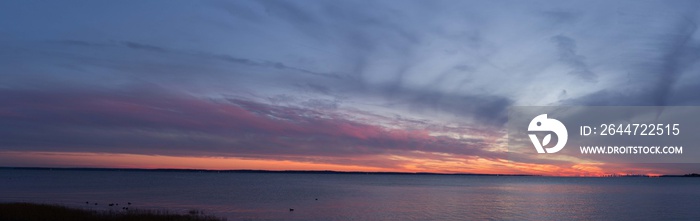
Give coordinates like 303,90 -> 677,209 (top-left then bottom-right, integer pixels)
0,151 -> 686,177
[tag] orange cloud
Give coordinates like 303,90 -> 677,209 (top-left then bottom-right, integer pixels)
0,151 -> 387,172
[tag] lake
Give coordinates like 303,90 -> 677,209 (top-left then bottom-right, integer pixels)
1,169 -> 698,220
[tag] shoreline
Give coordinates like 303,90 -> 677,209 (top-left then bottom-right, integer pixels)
1,167 -> 698,177
0,202 -> 226,221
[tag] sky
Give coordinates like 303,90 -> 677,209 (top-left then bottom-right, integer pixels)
1,0 -> 700,176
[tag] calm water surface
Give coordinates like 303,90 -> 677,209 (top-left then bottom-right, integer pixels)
1,169 -> 698,220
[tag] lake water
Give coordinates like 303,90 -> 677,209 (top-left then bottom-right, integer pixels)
1,169 -> 699,220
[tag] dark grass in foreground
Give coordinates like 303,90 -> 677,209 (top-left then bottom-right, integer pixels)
0,203 -> 226,221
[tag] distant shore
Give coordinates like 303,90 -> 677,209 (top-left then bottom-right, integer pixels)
0,202 -> 225,221
0,167 -> 536,176
1,167 -> 698,177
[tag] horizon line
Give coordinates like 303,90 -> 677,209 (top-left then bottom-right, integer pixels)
2,167 -> 698,177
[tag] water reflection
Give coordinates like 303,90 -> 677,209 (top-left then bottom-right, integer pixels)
1,170 -> 699,220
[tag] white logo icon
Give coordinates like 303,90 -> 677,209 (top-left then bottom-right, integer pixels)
528,114 -> 568,153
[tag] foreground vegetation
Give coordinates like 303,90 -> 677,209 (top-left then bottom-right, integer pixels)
0,203 -> 226,221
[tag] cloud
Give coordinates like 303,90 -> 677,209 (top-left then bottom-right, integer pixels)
55,40 -> 346,80
650,18 -> 700,106
3,0 -> 700,174
551,35 -> 596,81
0,87 -> 504,162
560,17 -> 700,107
123,41 -> 168,52
380,88 -> 513,126
541,10 -> 579,25
48,39 -> 511,126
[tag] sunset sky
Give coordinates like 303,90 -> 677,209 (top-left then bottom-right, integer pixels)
2,0 -> 700,176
